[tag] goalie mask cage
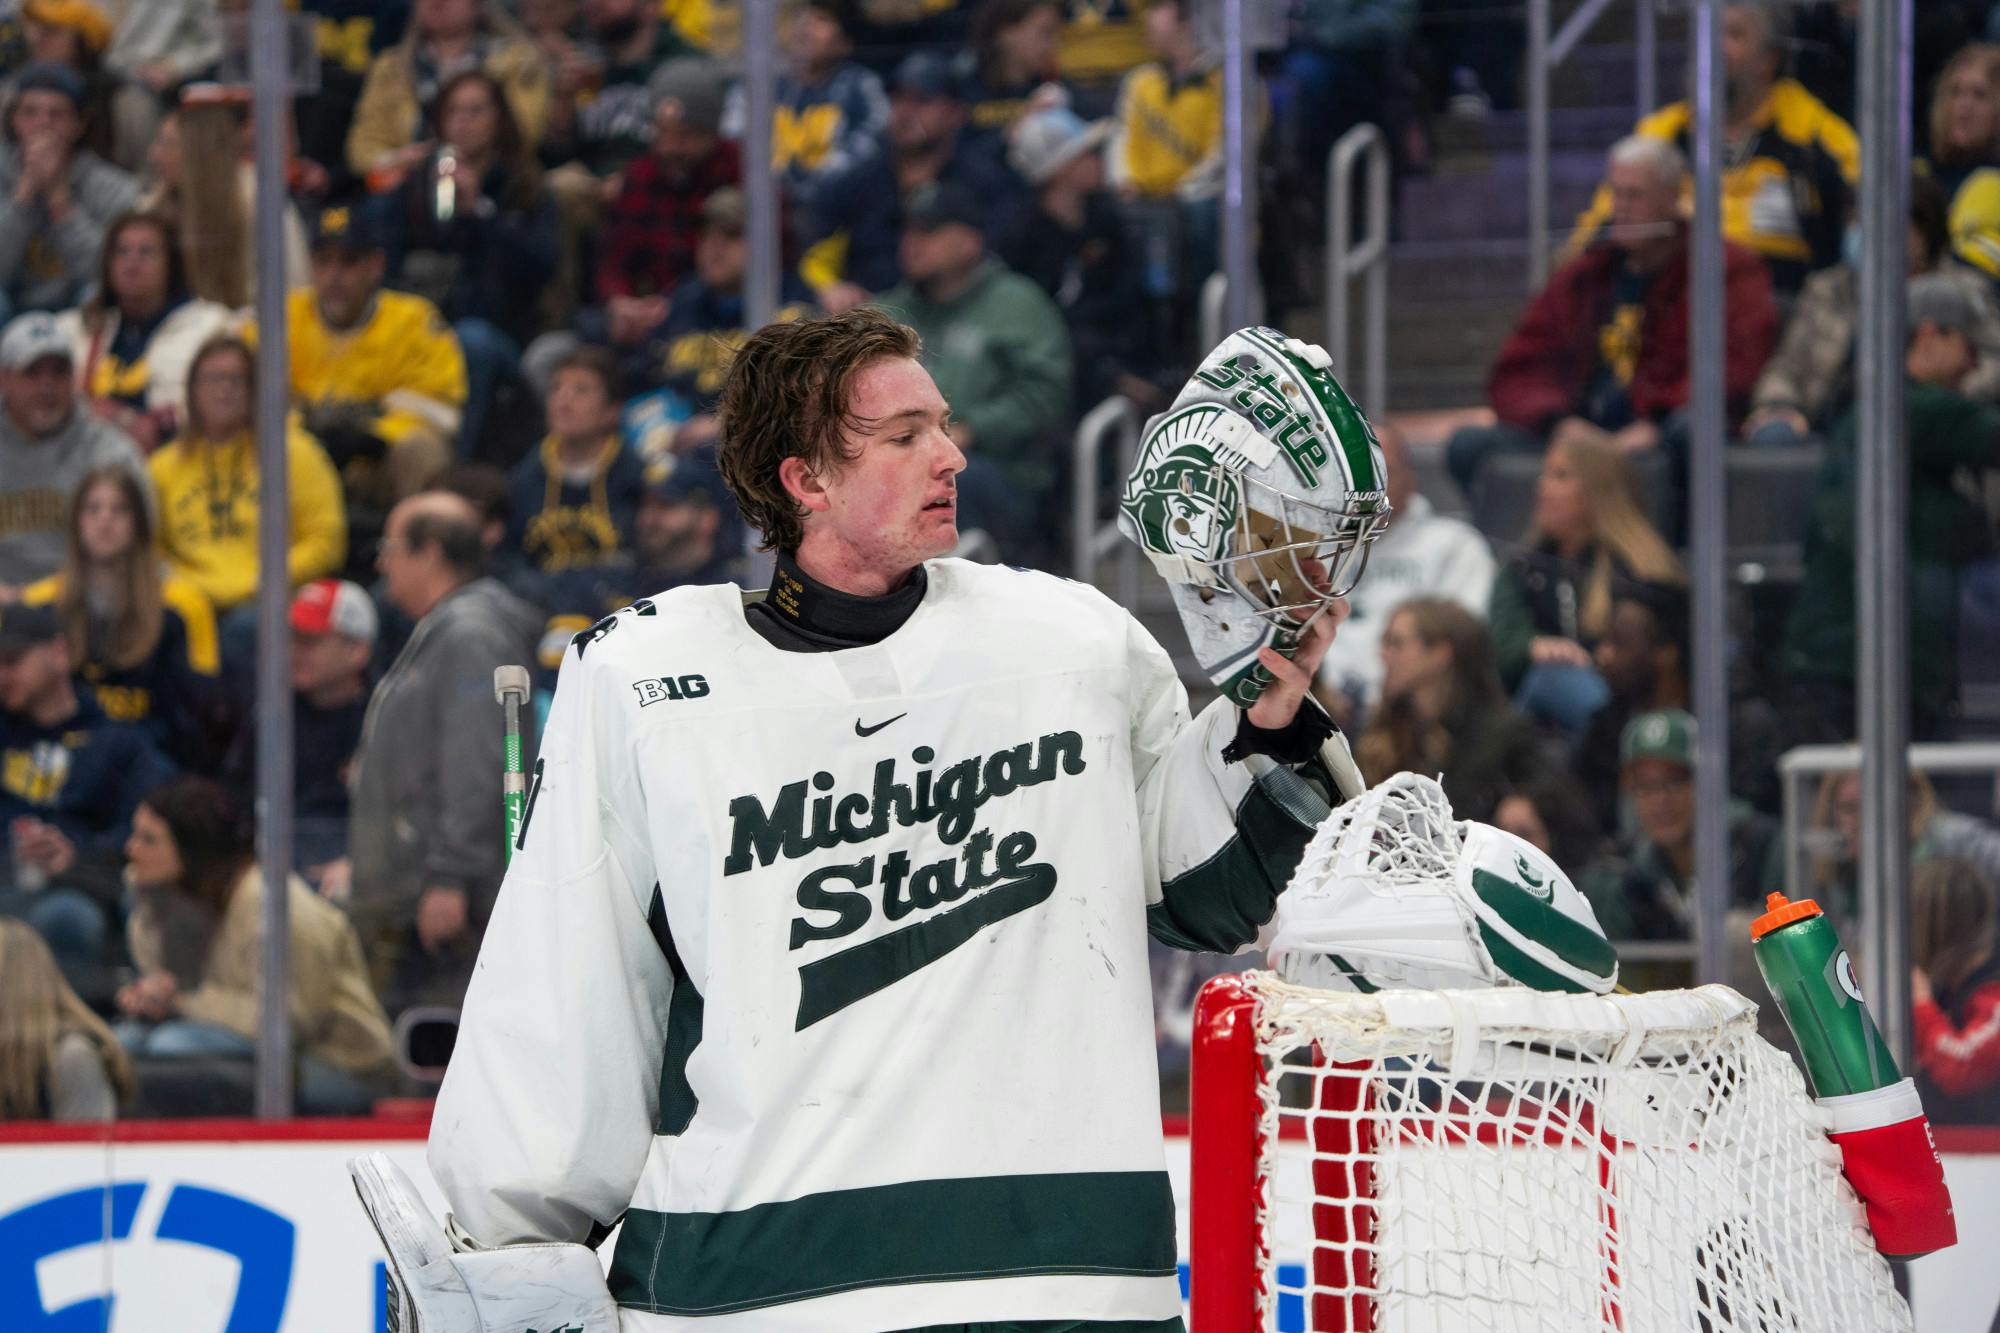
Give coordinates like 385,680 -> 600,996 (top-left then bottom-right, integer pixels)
1187,972 -> 1915,1333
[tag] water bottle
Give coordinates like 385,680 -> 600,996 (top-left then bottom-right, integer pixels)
434,147 -> 458,223
1749,890 -> 1900,1098
1749,890 -> 1958,1257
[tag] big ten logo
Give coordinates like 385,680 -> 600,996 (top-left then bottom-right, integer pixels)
0,1182 -> 294,1331
632,675 -> 710,707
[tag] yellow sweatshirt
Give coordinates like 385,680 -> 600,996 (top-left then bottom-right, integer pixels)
267,288 -> 467,448
148,425 -> 347,613
1110,60 -> 1223,200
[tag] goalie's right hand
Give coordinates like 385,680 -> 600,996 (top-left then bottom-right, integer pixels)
350,1152 -> 620,1333
1245,587 -> 1348,732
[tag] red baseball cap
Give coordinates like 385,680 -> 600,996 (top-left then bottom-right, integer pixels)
290,579 -> 378,643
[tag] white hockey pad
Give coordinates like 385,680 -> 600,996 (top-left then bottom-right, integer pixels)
349,1152 -> 620,1333
1268,771 -> 1618,995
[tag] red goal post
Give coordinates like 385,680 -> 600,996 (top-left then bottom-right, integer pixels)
1186,970 -> 1915,1333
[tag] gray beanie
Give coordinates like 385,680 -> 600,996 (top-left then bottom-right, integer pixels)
649,57 -> 727,135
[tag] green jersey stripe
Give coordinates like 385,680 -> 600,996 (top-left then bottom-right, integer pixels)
647,884 -> 704,1135
1238,326 -> 1380,495
1147,771 -> 1318,954
607,1171 -> 1177,1316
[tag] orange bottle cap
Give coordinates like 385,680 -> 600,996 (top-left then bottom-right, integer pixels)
1750,890 -> 1822,941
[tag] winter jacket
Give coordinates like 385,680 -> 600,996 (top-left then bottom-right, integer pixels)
1913,953 -> 2000,1125
345,25 -> 551,176
1487,541 -> 1644,691
0,146 -> 142,313
1569,79 -> 1858,298
148,426 -> 347,614
1750,259 -> 2000,429
102,0 -> 223,83
1781,381 -> 2000,716
725,62 -> 889,214
876,258 -> 1074,499
1314,494 -> 1495,705
0,401 -> 145,588
377,155 -> 560,344
348,577 -> 541,921
1109,57 -> 1223,202
275,287 -> 468,450
127,867 -> 394,1078
1488,235 -> 1779,435
1588,801 -> 1776,941
0,693 -> 175,876
55,298 -> 238,431
19,570 -> 218,767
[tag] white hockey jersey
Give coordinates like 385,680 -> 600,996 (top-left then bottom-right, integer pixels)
429,560 -> 1326,1330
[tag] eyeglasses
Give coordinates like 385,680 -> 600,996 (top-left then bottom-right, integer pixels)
1626,774 -> 1693,800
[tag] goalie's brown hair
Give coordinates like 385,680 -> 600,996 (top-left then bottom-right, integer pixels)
717,307 -> 923,553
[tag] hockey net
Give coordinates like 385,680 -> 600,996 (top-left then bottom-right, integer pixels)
1188,971 -> 1914,1332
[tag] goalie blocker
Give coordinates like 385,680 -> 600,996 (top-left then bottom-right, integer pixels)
351,1153 -> 619,1333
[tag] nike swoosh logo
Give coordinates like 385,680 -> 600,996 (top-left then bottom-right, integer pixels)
794,865 -> 1057,1029
854,713 -> 907,737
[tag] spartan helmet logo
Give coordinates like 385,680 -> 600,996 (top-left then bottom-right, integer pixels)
1129,449 -> 1238,566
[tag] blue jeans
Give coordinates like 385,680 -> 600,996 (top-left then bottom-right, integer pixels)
116,1018 -> 387,1115
0,885 -> 108,992
453,317 -> 522,459
116,1017 -> 253,1059
1514,661 -> 1611,737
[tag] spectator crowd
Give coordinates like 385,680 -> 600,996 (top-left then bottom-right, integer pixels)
0,0 -> 1994,1131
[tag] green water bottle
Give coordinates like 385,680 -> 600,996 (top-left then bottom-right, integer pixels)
1749,891 -> 1902,1098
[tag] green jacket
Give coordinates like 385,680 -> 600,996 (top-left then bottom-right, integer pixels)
877,259 -> 1073,499
1584,800 -> 1779,941
1782,380 -> 2000,716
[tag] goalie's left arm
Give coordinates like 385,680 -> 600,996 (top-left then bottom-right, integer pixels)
1125,609 -> 1362,955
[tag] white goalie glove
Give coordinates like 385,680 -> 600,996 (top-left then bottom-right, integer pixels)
1268,771 -> 1619,995
350,1153 -> 619,1333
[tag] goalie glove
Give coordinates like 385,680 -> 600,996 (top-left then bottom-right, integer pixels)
349,1152 -> 620,1333
1267,771 -> 1619,995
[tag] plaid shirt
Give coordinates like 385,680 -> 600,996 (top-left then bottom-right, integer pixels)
595,140 -> 741,302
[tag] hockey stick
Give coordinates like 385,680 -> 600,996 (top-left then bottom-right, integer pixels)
494,666 -> 530,864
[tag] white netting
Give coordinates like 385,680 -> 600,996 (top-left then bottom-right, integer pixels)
1244,974 -> 1913,1332
1296,771 -> 1460,888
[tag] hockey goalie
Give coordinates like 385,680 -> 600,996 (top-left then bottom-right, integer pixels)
352,313 -> 1400,1332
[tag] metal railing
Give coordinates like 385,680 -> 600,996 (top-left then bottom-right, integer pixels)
1070,395 -> 1142,606
1776,742 -> 2000,901
1776,741 -> 2000,1063
1527,0 -> 1658,287
1199,270 -> 1229,354
1325,123 -> 1390,417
